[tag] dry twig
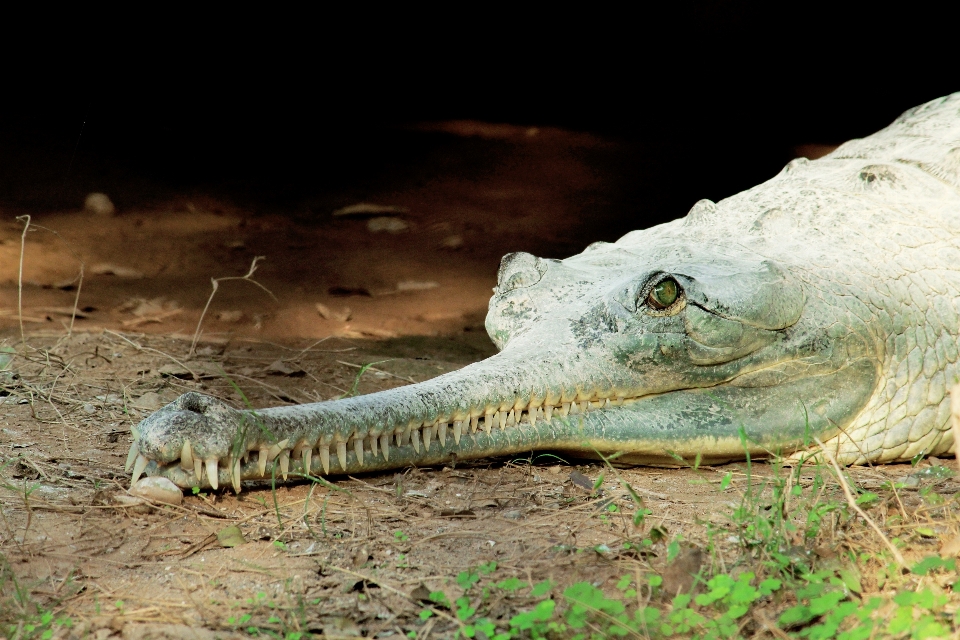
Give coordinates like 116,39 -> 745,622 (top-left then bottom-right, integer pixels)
814,437 -> 906,567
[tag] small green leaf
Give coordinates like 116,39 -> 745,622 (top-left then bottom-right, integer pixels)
531,580 -> 554,597
719,472 -> 733,491
911,555 -> 950,575
593,473 -> 605,491
666,540 -> 680,562
496,577 -> 527,592
477,561 -> 497,575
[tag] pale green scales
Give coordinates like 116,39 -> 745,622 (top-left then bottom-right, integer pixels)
129,93 -> 960,491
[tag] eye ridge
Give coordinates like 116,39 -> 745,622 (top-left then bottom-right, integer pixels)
646,277 -> 681,310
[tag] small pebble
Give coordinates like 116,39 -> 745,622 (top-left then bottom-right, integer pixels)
84,193 -> 116,217
83,403 -> 96,414
130,477 -> 183,505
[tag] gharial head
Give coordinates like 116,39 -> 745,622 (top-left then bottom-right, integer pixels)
478,219 -> 878,463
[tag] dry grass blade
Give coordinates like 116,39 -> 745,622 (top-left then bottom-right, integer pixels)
814,437 -> 906,568
16,215 -> 30,349
190,256 -> 276,356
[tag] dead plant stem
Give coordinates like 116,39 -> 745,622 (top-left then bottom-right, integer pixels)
15,215 -> 30,349
191,256 -> 275,356
814,437 -> 906,567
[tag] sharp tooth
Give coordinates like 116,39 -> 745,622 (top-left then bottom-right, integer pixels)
438,423 -> 447,447
279,450 -> 290,480
498,411 -> 506,429
180,440 -> 193,470
411,428 -> 421,453
453,421 -> 463,444
337,441 -> 348,470
423,425 -> 432,450
319,445 -> 331,474
242,452 -> 249,465
370,435 -> 379,458
267,439 -> 290,461
544,405 -> 553,422
302,447 -> 313,475
125,443 -> 140,472
560,403 -> 570,416
380,434 -> 390,461
131,454 -> 148,484
580,401 -> 589,413
205,458 -> 219,490
258,447 -> 269,476
529,408 -> 538,427
483,414 -> 492,435
354,437 -> 364,466
231,458 -> 242,493
507,409 -> 516,426
570,402 -> 580,415
604,398 -> 611,408
194,457 -> 202,481
470,415 -> 479,433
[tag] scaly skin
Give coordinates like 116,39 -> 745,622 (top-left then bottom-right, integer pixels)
129,93 -> 960,491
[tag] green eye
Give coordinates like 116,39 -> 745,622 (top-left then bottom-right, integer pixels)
647,278 -> 680,309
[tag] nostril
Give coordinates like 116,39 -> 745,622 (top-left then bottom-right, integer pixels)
497,252 -> 547,294
177,392 -> 208,413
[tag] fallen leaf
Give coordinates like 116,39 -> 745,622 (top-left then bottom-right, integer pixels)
131,392 -> 164,411
659,546 -> 704,597
333,203 -> 409,217
265,360 -> 305,377
440,234 -> 464,249
410,585 -> 432,602
367,216 -> 409,233
569,470 -> 596,493
940,535 -> 960,557
328,286 -> 372,297
158,362 -> 222,379
217,525 -> 246,547
397,280 -> 439,292
316,303 -> 352,322
91,263 -> 144,279
216,310 -> 243,322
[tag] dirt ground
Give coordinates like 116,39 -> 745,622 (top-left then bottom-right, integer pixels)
0,123 -> 957,638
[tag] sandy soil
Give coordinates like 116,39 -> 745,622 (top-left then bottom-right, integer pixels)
0,124 -> 955,638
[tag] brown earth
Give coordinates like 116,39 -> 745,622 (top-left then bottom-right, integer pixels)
0,125 -> 956,638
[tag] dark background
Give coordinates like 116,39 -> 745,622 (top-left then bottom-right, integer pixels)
2,6 -> 954,233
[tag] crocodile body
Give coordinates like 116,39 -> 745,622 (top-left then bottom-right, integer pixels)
130,93 -> 960,491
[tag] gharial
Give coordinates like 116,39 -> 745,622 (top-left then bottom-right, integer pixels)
128,93 -> 960,492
